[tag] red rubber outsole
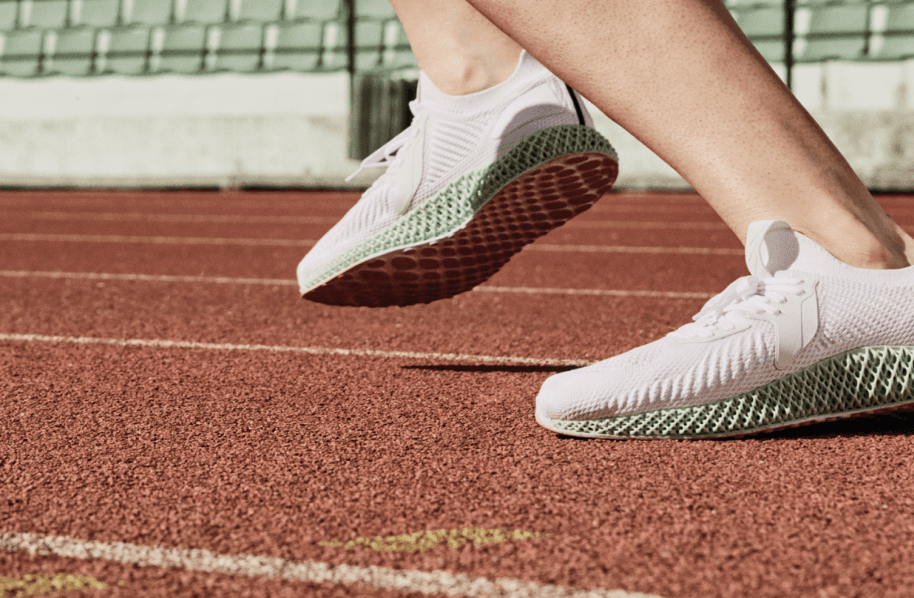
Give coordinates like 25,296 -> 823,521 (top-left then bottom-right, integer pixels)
303,152 -> 619,307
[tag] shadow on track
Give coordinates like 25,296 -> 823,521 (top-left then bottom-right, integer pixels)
400,364 -> 577,374
751,409 -> 914,440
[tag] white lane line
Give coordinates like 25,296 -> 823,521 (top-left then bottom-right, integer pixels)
0,233 -> 739,254
0,233 -> 314,247
567,220 -> 728,229
0,334 -> 595,367
527,244 -> 743,255
10,211 -> 338,224
0,271 -> 716,300
11,210 -> 726,230
0,531 -> 664,598
0,270 -> 297,286
476,286 -> 714,299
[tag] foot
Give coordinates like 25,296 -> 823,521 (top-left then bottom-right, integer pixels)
536,220 -> 914,439
297,51 -> 618,307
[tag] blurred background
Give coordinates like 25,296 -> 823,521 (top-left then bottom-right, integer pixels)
0,0 -> 913,190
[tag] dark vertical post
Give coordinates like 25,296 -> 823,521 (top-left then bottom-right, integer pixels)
346,0 -> 356,96
784,0 -> 795,90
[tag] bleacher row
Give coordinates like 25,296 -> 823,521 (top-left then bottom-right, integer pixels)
728,0 -> 914,62
0,0 -> 413,76
0,0 -> 913,77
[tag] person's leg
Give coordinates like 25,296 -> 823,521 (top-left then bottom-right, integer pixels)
389,0 -> 521,95
463,0 -> 914,270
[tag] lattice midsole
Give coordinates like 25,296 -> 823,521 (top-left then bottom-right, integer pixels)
551,346 -> 914,439
299,125 -> 617,293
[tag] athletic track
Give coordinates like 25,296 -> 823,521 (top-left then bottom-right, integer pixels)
2,189 -> 914,598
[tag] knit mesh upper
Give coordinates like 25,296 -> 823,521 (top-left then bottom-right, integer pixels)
297,51 -> 592,289
537,224 -> 914,421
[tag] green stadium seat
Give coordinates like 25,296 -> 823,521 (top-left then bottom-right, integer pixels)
380,20 -> 415,70
885,4 -> 914,33
874,5 -> 914,61
25,0 -> 69,28
158,24 -> 205,73
806,5 -> 868,35
105,26 -> 150,74
183,0 -> 228,25
320,21 -> 347,70
733,6 -> 783,38
355,20 -> 382,70
877,36 -> 914,61
78,0 -> 121,27
271,21 -> 321,71
798,5 -> 868,62
129,0 -> 172,25
0,1 -> 19,30
0,30 -> 43,76
800,36 -> 866,61
212,23 -> 262,71
236,0 -> 282,22
751,39 -> 785,63
355,0 -> 395,19
47,28 -> 96,76
287,0 -> 341,21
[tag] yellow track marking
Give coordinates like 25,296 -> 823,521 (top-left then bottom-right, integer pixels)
320,528 -> 546,553
0,573 -> 113,596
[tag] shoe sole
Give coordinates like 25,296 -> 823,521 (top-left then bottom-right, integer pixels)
537,345 -> 914,439
301,126 -> 618,307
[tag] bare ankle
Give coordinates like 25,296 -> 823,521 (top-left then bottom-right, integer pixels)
798,222 -> 912,271
420,52 -> 520,96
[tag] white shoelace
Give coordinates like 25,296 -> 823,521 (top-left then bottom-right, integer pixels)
669,275 -> 806,339
344,100 -> 425,214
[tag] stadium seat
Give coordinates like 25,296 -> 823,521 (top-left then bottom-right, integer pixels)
47,28 -> 96,76
0,30 -> 43,76
235,0 -> 283,23
271,21 -> 322,71
183,0 -> 228,25
24,0 -> 69,28
875,4 -> 914,61
355,0 -> 396,19
380,20 -> 416,70
885,4 -> 914,34
798,5 -> 868,62
104,26 -> 150,74
288,0 -> 342,21
129,0 -> 173,25
78,0 -> 121,27
806,4 -> 868,35
0,1 -> 19,30
324,22 -> 348,70
355,20 -> 382,70
751,39 -> 786,63
212,23 -> 262,72
158,24 -> 205,73
732,6 -> 783,38
878,35 -> 914,61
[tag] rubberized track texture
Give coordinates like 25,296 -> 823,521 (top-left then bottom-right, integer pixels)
301,126 -> 618,307
4,190 -> 914,598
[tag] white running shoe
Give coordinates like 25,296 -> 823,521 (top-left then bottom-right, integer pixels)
536,220 -> 914,439
298,50 -> 618,307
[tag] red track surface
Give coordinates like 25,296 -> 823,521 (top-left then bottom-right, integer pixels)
2,190 -> 914,598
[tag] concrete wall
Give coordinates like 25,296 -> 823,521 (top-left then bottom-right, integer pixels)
0,62 -> 913,189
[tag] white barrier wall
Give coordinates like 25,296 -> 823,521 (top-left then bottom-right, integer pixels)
0,62 -> 913,189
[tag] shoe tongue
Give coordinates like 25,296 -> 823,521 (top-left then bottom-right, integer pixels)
746,219 -> 845,278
